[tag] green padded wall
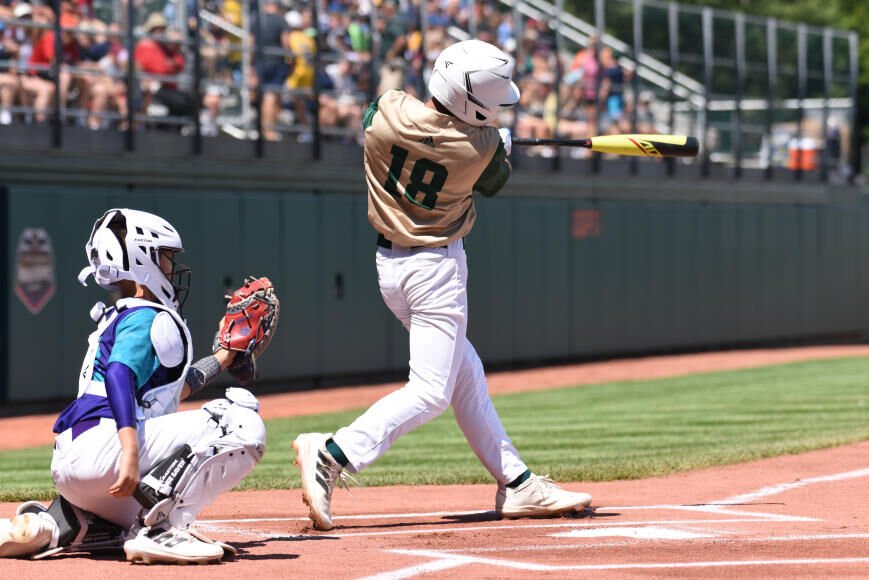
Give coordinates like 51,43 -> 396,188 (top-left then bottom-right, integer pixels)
5,184 -> 869,402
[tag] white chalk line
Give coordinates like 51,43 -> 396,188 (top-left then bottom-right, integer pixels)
195,518 -> 792,541
198,503 -> 814,527
357,551 -> 869,577
202,461 -> 869,528
355,556 -> 466,580
194,465 -> 869,578
426,533 -> 869,554
714,466 -> 869,505
199,510 -> 490,524
610,504 -> 818,522
352,466 -> 869,578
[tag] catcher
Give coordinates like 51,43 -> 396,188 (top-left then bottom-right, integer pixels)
0,208 -> 279,564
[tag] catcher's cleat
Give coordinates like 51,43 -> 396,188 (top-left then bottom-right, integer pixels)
124,524 -> 224,565
292,432 -> 343,531
495,473 -> 593,518
0,507 -> 57,558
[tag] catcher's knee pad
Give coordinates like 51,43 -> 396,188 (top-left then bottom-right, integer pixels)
138,404 -> 266,530
170,405 -> 265,529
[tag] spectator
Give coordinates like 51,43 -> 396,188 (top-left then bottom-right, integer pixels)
323,11 -> 352,55
28,11 -> 92,123
556,81 -> 591,146
218,0 -> 244,81
98,21 -> 130,130
286,9 -> 316,126
320,56 -> 362,137
569,35 -> 600,136
346,14 -> 371,55
517,27 -> 537,75
375,0 -> 406,94
200,84 -> 224,136
599,46 -> 625,129
0,8 -> 22,124
515,77 -> 553,154
496,11 -> 513,48
253,0 -> 289,141
11,3 -> 55,123
73,0 -> 92,20
442,0 -> 467,30
634,90 -> 655,133
401,21 -> 423,93
75,12 -> 112,128
134,12 -> 193,123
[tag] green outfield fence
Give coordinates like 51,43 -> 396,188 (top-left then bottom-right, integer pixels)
1,142 -> 867,403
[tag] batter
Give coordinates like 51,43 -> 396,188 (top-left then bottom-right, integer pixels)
292,39 -> 593,531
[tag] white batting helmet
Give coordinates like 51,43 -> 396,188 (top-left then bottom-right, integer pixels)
77,208 -> 190,312
428,39 -> 520,127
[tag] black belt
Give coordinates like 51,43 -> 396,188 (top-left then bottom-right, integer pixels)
377,233 -> 450,250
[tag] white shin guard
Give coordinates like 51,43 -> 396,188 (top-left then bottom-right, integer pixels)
171,404 -> 266,529
140,403 -> 267,530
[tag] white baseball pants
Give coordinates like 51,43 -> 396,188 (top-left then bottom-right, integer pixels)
51,409 -> 239,529
333,239 -> 528,485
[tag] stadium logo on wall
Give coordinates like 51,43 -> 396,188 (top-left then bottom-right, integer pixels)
14,228 -> 56,315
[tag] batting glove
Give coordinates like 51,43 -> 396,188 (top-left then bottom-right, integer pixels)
499,127 -> 512,156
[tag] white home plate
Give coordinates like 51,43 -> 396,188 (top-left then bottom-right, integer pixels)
551,526 -> 717,540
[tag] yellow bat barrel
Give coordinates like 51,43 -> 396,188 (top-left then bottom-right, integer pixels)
589,135 -> 700,158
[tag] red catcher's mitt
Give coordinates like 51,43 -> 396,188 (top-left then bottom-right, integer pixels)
214,277 -> 280,358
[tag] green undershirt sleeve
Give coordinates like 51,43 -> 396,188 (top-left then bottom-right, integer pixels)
473,140 -> 511,197
362,93 -> 387,130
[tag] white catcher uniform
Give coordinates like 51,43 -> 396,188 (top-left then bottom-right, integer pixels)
1,208 -> 266,563
51,298 -> 265,530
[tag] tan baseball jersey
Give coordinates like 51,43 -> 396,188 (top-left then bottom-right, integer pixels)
364,90 -> 510,247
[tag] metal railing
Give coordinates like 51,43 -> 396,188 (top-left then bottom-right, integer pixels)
0,0 -> 859,181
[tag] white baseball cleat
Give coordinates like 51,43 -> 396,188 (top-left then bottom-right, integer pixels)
124,524 -> 224,565
495,473 -> 593,518
292,432 -> 343,531
0,508 -> 56,558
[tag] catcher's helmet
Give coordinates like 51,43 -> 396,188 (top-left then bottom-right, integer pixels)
427,39 -> 520,127
77,208 -> 190,312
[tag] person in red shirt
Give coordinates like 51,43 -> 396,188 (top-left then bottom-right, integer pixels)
133,13 -> 193,121
28,11 -> 99,125
10,3 -> 56,123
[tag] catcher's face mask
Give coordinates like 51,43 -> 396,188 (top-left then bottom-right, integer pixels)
157,248 -> 191,314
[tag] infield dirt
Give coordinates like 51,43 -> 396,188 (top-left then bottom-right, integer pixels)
1,345 -> 868,578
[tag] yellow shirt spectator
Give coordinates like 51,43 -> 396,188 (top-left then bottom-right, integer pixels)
221,0 -> 243,67
287,29 -> 316,89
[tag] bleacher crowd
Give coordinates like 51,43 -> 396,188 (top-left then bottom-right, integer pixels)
0,0 -> 661,148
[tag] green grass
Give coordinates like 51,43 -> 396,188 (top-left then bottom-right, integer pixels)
2,357 -> 869,502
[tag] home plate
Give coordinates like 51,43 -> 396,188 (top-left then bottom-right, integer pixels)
551,526 -> 717,539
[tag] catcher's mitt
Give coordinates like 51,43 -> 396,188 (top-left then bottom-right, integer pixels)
214,276 -> 280,385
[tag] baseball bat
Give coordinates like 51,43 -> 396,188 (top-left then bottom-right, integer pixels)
511,134 -> 700,158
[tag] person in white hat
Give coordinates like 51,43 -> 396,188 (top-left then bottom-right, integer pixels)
292,40 -> 594,532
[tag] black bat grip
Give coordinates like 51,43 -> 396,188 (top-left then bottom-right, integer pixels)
512,138 -> 592,148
